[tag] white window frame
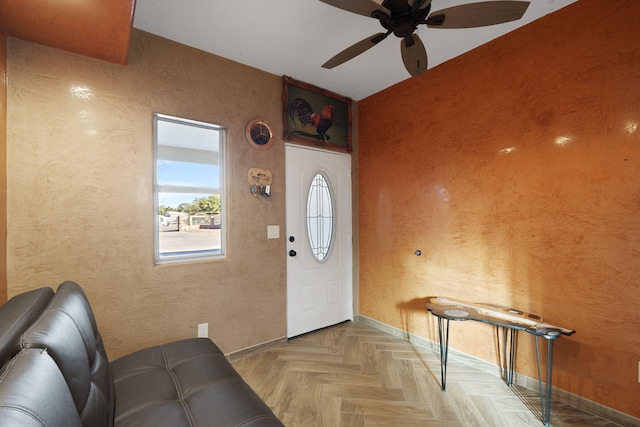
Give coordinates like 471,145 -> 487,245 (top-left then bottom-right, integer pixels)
153,113 -> 226,264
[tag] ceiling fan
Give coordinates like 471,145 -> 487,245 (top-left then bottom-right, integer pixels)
320,0 -> 530,77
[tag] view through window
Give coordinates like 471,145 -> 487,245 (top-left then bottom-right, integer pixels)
154,113 -> 225,263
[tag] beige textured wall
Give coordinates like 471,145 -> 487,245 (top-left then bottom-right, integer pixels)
7,30 -> 287,358
0,30 -> 6,304
358,0 -> 640,418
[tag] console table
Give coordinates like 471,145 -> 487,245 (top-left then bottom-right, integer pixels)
426,296 -> 575,427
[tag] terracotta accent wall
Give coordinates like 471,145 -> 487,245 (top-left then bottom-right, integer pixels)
358,0 -> 640,418
0,30 -> 6,304
7,30 -> 286,358
0,0 -> 135,65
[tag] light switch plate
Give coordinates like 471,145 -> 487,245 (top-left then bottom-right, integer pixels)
267,225 -> 280,239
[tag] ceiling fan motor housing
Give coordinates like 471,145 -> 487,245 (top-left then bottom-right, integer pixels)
392,15 -> 418,37
375,0 -> 432,38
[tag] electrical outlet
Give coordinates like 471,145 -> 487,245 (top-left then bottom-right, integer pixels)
197,323 -> 208,338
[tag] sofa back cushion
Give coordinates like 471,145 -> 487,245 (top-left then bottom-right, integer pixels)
0,348 -> 82,427
55,281 -> 115,418
20,281 -> 114,427
0,287 -> 53,368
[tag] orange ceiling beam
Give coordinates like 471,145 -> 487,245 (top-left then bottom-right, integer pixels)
0,0 -> 136,65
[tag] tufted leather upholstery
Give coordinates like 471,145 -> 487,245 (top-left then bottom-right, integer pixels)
0,348 -> 82,427
20,281 -> 114,427
0,287 -> 53,367
0,282 -> 284,427
111,338 -> 284,427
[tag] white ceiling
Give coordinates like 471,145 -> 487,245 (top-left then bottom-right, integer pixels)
133,0 -> 577,101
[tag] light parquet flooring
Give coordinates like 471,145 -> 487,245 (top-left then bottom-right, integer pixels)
231,321 -> 626,427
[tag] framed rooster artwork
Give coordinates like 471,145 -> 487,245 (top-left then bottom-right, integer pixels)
283,76 -> 352,153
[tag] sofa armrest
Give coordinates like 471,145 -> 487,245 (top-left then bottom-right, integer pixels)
0,348 -> 82,427
0,287 -> 53,367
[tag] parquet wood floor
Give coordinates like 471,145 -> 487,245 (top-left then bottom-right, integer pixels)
231,321 -> 627,427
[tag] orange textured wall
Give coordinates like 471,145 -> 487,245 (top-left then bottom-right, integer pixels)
0,0 -> 134,65
358,0 -> 640,418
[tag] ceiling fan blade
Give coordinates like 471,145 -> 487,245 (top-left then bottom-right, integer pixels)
401,34 -> 428,77
322,32 -> 389,69
319,0 -> 390,18
426,1 -> 530,29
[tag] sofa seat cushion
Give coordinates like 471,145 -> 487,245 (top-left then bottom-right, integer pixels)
111,338 -> 283,427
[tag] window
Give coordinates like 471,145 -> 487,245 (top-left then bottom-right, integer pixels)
307,172 -> 334,262
154,113 -> 225,264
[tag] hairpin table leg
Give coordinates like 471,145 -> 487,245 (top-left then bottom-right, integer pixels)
535,336 -> 556,427
502,328 -> 518,386
437,317 -> 450,391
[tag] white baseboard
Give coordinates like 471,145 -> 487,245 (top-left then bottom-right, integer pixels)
226,336 -> 287,362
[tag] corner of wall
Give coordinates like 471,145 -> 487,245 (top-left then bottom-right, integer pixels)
0,30 -> 7,304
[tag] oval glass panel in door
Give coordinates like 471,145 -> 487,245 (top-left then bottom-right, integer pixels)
307,172 -> 334,262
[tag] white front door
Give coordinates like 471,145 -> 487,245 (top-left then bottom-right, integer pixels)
286,144 -> 353,338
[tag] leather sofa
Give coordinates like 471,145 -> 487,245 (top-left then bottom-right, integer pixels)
0,281 -> 284,427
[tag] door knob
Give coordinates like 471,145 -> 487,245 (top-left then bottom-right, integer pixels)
289,250 -> 297,257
